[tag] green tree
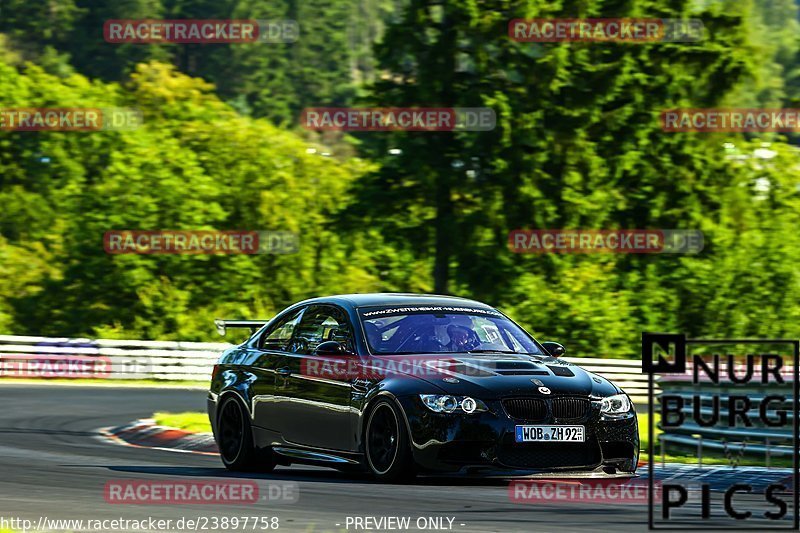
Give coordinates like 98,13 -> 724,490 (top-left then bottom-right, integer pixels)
0,59 -> 375,339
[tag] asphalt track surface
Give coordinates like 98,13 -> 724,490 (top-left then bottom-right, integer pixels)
0,384 -> 792,533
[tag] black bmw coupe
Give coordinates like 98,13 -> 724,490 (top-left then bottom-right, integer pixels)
208,293 -> 638,481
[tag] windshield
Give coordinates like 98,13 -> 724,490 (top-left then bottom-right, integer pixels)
359,306 -> 543,355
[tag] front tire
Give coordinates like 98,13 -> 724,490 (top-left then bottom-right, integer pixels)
217,395 -> 275,472
365,399 -> 415,482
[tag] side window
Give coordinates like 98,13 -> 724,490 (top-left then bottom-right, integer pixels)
290,305 -> 354,355
258,308 -> 304,351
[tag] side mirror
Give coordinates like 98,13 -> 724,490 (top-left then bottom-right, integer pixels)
541,341 -> 566,357
314,340 -> 350,356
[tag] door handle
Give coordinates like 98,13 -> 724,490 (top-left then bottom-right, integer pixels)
276,367 -> 292,377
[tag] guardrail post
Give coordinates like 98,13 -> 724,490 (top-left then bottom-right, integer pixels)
766,438 -> 771,469
697,435 -> 703,469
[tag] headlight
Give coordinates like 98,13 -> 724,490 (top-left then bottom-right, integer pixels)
420,394 -> 487,414
600,393 -> 632,416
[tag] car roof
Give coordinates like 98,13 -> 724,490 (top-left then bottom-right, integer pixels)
293,293 -> 497,310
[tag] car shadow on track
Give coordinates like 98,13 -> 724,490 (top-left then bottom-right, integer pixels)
94,465 -> 511,487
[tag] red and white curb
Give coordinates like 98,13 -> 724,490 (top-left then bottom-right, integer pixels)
99,418 -> 218,456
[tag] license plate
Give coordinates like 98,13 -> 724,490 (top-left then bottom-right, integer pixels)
515,425 -> 585,443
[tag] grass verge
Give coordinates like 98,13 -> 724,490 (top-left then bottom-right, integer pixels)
637,412 -> 661,451
154,411 -> 212,433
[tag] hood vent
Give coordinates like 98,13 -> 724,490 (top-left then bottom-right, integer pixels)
547,365 -> 574,377
469,360 -> 546,376
495,370 -> 549,376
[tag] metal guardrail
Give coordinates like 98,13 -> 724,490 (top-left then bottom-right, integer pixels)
0,334 -> 230,381
0,335 -> 651,400
656,374 -> 795,466
562,356 -> 650,404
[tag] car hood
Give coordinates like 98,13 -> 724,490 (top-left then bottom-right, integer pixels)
378,353 -> 621,399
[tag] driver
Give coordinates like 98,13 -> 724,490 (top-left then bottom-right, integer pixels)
446,324 -> 480,352
363,322 -> 383,352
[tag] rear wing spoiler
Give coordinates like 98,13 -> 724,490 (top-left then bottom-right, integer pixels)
214,319 -> 269,337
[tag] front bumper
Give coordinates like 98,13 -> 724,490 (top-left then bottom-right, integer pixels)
396,395 -> 639,475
